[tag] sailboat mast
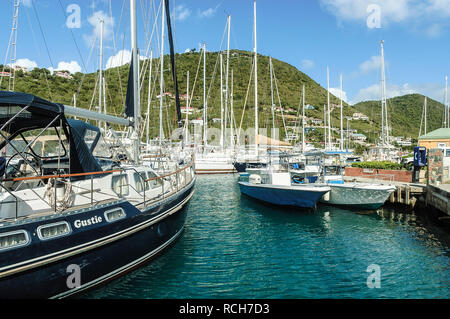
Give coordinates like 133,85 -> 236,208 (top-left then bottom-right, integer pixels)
254,0 -> 258,155
186,70 -> 189,144
424,96 -> 427,135
269,57 -> 275,133
203,43 -> 207,154
323,104 -> 327,149
302,84 -> 305,151
130,0 -> 141,161
220,53 -> 224,150
159,0 -> 165,148
327,66 -> 331,149
225,15 -> 231,149
445,76 -> 448,128
8,0 -> 20,92
381,40 -> 387,145
340,74 -> 343,150
230,69 -> 234,148
99,19 -> 104,130
146,51 -> 153,147
103,77 -> 107,133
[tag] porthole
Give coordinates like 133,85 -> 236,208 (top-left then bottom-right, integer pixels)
104,208 -> 126,223
37,221 -> 72,241
0,230 -> 30,251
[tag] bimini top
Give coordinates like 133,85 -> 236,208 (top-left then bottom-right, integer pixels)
0,91 -> 64,133
0,91 -> 104,177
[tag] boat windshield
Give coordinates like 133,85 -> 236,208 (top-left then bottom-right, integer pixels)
3,126 -> 69,159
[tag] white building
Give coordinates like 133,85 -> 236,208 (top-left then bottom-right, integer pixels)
181,107 -> 195,115
55,71 -> 73,80
352,113 -> 369,121
351,133 -> 367,141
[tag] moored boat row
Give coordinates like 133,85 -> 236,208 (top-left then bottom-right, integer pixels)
238,152 -> 396,210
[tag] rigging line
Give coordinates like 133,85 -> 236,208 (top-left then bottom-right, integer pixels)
143,0 -> 162,61
186,49 -> 203,111
139,0 -> 162,87
138,0 -> 151,81
88,74 -> 100,112
0,2 -> 15,88
237,57 -> 255,143
138,1 -> 158,85
107,0 -> 126,106
31,0 -> 54,70
293,84 -> 303,139
140,0 -> 151,41
75,33 -> 97,99
139,1 -> 162,99
272,65 -> 289,139
205,20 -> 228,102
139,1 -> 162,94
24,5 -> 53,101
56,0 -> 88,73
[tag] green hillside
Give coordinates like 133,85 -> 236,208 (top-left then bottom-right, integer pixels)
353,94 -> 445,141
0,51 -> 445,144
0,50 -> 357,141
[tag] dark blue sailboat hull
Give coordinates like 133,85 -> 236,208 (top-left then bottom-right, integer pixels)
0,179 -> 195,299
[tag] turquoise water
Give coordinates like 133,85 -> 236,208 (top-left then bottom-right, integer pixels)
82,175 -> 449,299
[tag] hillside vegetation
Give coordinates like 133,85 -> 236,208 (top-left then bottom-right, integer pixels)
0,50 -> 444,143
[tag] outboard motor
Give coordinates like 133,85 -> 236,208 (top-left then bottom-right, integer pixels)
249,174 -> 262,184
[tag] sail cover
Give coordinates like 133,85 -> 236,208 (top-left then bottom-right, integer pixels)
124,56 -> 135,119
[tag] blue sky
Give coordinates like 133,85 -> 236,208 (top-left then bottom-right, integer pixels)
1,0 -> 449,105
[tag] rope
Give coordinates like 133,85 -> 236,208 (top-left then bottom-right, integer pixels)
44,178 -> 75,213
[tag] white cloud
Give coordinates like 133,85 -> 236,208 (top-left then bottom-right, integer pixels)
358,56 -> 382,74
22,0 -> 32,8
198,5 -> 220,18
106,50 -> 131,69
320,0 -> 416,25
83,10 -> 114,47
350,82 -> 446,104
301,59 -> 315,70
48,61 -> 82,74
13,58 -> 38,70
349,55 -> 387,79
329,88 -> 348,103
105,50 -> 145,69
174,5 -> 191,21
319,0 -> 450,36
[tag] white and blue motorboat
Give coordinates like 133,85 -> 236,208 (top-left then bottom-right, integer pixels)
238,170 -> 330,209
291,151 -> 396,210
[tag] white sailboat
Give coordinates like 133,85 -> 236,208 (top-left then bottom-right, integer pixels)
367,40 -> 400,162
194,16 -> 237,174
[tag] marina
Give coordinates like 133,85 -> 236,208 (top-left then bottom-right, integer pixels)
0,0 -> 449,301
81,174 -> 449,299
